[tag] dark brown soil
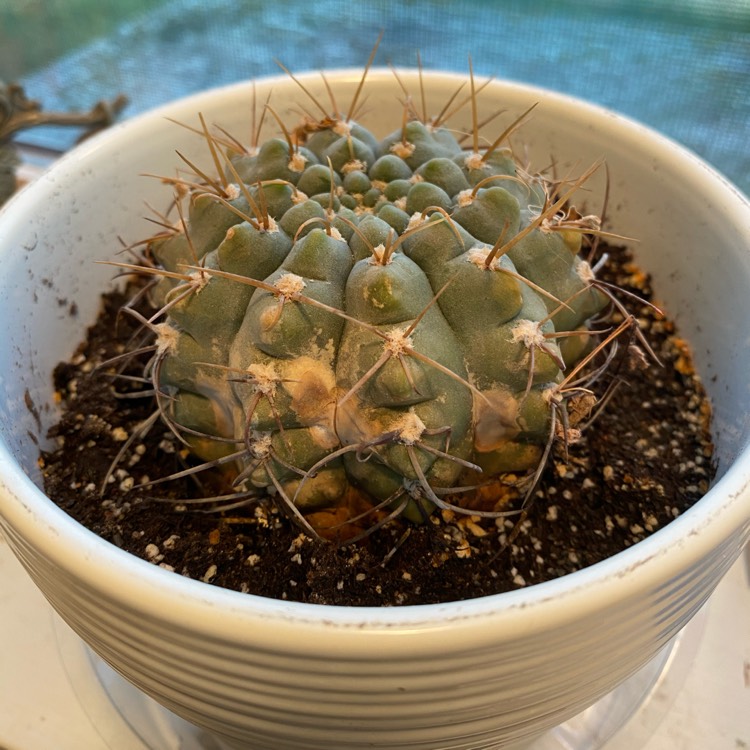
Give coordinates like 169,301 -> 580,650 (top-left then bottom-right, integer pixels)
39,245 -> 714,606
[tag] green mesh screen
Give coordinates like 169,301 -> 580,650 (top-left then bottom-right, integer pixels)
2,0 -> 748,194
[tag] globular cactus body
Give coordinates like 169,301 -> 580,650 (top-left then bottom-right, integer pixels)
145,97 -> 609,533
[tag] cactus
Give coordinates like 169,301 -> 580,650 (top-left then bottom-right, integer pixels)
113,64 -> 646,540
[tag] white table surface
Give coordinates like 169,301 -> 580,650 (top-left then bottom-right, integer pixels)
1,532 -> 748,750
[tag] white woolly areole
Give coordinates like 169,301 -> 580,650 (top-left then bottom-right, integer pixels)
394,196 -> 408,211
394,409 -> 426,445
274,273 -> 306,298
456,188 -> 475,207
288,152 -> 308,173
246,362 -> 279,396
464,152 -> 485,170
384,327 -> 413,356
542,385 -> 562,405
576,257 -> 596,283
188,269 -> 209,293
369,244 -> 391,265
327,225 -> 344,241
512,319 -> 546,348
341,159 -> 366,175
263,215 -> 279,234
249,431 -> 273,459
225,183 -> 241,200
390,141 -> 416,159
539,215 -> 557,234
371,179 -> 387,191
409,173 -> 424,184
291,189 -> 308,204
154,323 -> 179,356
333,120 -> 351,137
583,214 -> 602,230
406,212 -> 427,232
467,245 -> 496,269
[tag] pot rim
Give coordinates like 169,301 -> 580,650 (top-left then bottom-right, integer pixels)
1,68 -> 749,640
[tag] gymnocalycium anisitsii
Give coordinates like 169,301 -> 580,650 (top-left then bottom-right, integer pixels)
107,58 -> 651,542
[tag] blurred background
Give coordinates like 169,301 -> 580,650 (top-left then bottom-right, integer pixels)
2,0 -> 748,194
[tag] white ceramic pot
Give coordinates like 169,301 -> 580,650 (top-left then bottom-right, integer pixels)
0,70 -> 748,750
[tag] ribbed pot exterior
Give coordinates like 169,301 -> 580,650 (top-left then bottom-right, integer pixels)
1,517 -> 747,750
1,72 -> 749,750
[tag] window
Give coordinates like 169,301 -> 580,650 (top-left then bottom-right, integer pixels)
3,0 -> 748,194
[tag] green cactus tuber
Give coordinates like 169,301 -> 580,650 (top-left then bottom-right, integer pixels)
112,64 -> 646,541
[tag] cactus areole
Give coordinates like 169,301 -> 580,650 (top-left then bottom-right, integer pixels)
124,72 -> 640,541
